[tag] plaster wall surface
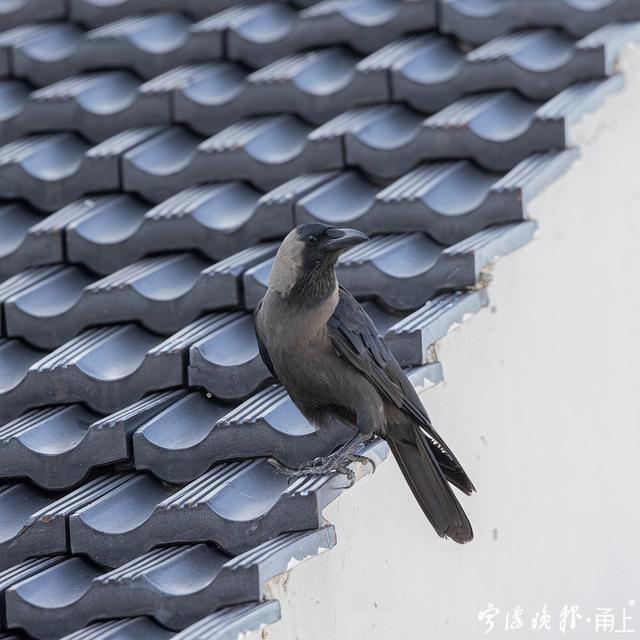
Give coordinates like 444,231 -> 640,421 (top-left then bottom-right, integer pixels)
260,46 -> 640,640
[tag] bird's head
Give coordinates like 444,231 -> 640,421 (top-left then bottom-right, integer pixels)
268,223 -> 369,301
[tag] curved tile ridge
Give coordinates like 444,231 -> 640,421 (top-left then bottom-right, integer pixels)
0,338 -> 47,424
184,115 -> 343,191
359,25 -> 640,111
8,13 -> 220,86
72,442 -> 386,565
60,617 -> 173,640
2,263 -> 95,349
0,265 -> 69,336
50,195 -> 149,276
295,150 -> 575,245
330,77 -> 622,175
68,0 -> 219,27
0,404 -> 103,490
0,0 -> 66,29
215,0 -> 436,68
335,221 -> 536,310
0,481 -> 62,569
0,324 -> 181,419
1,71 -> 172,144
385,290 -> 490,366
0,128 -> 160,212
16,527 -> 333,636
172,600 -> 281,640
186,312 -> 273,401
440,0 -> 640,44
0,555 -> 65,628
0,202 -> 50,280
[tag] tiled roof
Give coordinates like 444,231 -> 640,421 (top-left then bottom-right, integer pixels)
0,1 -> 637,638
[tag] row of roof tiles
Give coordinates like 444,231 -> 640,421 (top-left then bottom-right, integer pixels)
0,275 -> 493,422
0,1 -> 436,84
0,357 -> 446,489
0,149 -> 573,282
4,0 -> 639,42
1,23 -> 637,146
0,601 -> 281,640
0,75 -> 620,212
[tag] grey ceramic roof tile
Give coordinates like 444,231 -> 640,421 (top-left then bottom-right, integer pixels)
0,128 -> 162,212
0,23 -> 83,84
0,556 -> 66,631
0,338 -> 47,424
58,195 -> 151,276
295,151 -> 576,245
172,600 -> 281,640
218,0 -> 436,68
70,440 -> 387,565
0,202 -> 55,281
4,14 -> 220,87
0,405 -> 102,489
359,25 -> 640,111
60,618 -> 173,640
334,222 -> 536,310
7,528 -> 332,637
172,116 -> 343,193
0,324 -> 185,421
186,312 -> 273,401
325,77 -> 622,176
9,71 -> 172,143
0,482 -> 61,570
0,80 -> 31,143
440,0 -> 640,44
385,290 -> 490,366
142,62 -> 247,137
0,0 -> 66,30
120,126 -> 202,203
0,264 -> 95,348
135,362 -> 440,483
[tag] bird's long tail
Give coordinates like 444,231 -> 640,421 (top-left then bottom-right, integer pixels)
387,424 -> 474,544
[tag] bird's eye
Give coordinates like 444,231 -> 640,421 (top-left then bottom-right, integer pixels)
307,235 -> 318,246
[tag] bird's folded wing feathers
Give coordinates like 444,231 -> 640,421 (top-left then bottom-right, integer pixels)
254,299 -> 278,381
327,287 -> 474,494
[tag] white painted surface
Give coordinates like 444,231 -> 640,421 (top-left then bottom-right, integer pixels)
261,46 -> 640,640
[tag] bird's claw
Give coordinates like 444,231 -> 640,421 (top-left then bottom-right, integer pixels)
345,453 -> 376,473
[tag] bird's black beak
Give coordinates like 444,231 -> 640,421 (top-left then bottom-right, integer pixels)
324,227 -> 369,252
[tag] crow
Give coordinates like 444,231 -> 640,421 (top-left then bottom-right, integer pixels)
254,223 -> 474,543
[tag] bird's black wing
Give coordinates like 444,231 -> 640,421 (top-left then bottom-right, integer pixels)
327,287 -> 474,496
254,298 -> 278,381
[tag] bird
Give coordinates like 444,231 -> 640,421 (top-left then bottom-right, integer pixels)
254,222 -> 474,543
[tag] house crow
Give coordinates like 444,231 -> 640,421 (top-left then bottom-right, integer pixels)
254,223 -> 474,543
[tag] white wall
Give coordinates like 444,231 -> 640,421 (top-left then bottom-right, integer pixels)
261,46 -> 640,640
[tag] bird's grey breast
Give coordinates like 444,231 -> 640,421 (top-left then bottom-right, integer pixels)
257,289 -> 343,404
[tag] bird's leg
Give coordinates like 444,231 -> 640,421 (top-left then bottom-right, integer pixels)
291,433 -> 373,484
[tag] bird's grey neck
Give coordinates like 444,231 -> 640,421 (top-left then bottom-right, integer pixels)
288,262 -> 337,306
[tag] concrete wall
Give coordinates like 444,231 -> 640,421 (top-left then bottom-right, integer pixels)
261,46 -> 640,640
